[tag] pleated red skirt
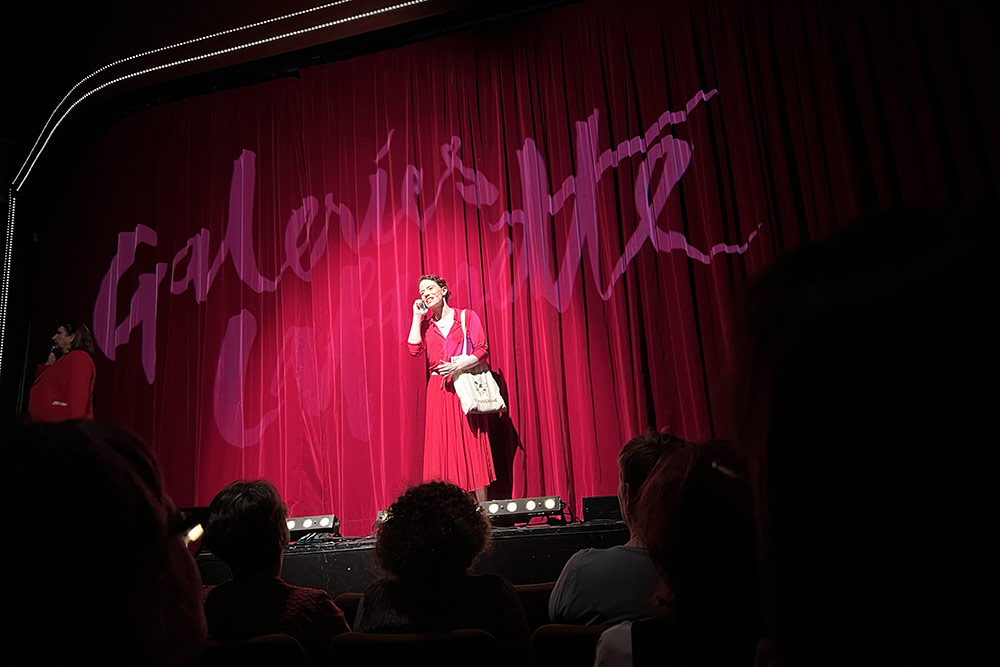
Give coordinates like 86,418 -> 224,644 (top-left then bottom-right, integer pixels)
422,375 -> 496,491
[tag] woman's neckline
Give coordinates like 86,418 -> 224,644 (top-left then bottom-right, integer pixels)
434,308 -> 455,335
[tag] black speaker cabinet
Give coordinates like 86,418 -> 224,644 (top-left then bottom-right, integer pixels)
582,495 -> 622,522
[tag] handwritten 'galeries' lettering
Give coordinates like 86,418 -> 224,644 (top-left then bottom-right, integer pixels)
96,150 -> 330,381
93,224 -> 165,384
94,88 -> 756,447
169,150 -> 280,301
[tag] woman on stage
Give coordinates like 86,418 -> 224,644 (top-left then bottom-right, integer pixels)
29,322 -> 96,422
407,274 -> 495,501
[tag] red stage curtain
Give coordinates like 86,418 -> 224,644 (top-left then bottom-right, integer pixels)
31,0 -> 998,535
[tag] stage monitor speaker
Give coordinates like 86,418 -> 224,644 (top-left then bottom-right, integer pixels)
582,495 -> 622,522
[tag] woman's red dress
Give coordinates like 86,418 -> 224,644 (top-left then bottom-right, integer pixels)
408,308 -> 495,491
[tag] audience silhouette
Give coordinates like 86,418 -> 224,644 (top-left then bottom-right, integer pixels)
595,439 -> 760,667
549,430 -> 687,625
355,481 -> 530,663
202,479 -> 350,666
732,209 -> 998,666
1,420 -> 206,666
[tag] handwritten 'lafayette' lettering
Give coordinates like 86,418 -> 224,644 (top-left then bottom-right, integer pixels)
93,89 -> 756,447
214,265 -> 376,448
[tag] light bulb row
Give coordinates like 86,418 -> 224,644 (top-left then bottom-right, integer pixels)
484,497 -> 561,515
0,192 -> 16,379
286,515 -> 336,530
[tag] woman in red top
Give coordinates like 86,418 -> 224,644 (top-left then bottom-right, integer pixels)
407,274 -> 495,501
29,322 -> 96,422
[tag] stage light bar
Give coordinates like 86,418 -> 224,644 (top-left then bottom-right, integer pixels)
481,496 -> 563,523
286,514 -> 340,538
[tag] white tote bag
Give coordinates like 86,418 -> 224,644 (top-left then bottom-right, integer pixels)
451,310 -> 506,415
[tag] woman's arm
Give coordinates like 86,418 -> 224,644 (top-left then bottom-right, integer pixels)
466,309 -> 489,364
34,348 -> 58,381
407,299 -> 426,356
434,309 -> 489,376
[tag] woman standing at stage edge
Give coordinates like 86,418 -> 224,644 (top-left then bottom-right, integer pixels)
29,322 -> 96,422
407,274 -> 495,501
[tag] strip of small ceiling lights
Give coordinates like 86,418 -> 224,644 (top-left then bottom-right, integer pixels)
14,0 -> 430,191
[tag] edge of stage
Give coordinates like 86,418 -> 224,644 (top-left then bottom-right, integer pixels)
197,520 -> 630,594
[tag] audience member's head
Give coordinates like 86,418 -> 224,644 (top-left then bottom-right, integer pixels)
375,481 -> 490,582
1,420 -> 205,666
617,430 -> 687,533
638,439 -> 759,659
204,479 -> 289,579
732,208 -> 998,665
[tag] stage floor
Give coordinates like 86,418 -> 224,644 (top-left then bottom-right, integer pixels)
197,520 -> 630,595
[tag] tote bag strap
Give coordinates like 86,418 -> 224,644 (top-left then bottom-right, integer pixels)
460,309 -> 469,356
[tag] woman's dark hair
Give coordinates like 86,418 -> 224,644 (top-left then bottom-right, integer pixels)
637,440 -> 760,658
618,430 -> 687,503
417,274 -> 450,302
204,479 -> 289,578
375,481 -> 490,581
61,322 -> 96,354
